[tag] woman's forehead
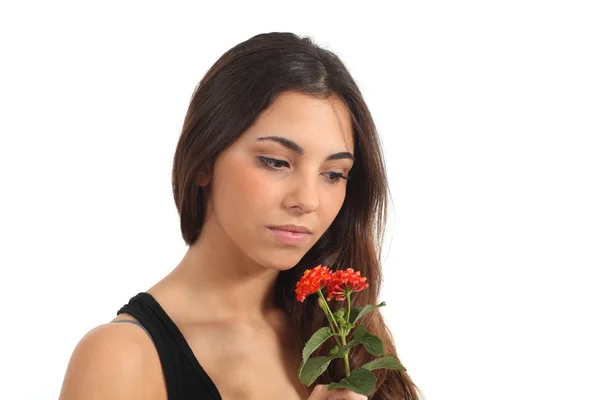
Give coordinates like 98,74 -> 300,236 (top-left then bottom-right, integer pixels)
241,91 -> 354,153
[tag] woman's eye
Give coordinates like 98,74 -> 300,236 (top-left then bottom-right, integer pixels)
258,156 -> 349,185
324,172 -> 349,185
258,156 -> 289,170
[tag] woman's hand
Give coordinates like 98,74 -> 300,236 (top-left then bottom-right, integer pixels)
307,384 -> 368,400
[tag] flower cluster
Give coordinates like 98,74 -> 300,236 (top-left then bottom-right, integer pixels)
294,264 -> 405,396
295,264 -> 332,302
295,265 -> 369,302
326,268 -> 369,301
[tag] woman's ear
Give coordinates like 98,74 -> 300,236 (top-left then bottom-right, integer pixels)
197,168 -> 212,214
196,168 -> 212,187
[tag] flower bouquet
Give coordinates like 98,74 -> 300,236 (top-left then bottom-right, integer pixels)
295,265 -> 406,397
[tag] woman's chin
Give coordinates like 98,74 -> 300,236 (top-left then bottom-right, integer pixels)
259,256 -> 304,272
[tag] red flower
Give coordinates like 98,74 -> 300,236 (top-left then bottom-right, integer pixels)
325,268 -> 369,301
295,264 -> 333,302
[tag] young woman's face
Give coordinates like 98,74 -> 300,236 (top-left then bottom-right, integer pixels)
202,90 -> 355,270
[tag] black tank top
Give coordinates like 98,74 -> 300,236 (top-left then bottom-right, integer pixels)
115,292 -> 222,400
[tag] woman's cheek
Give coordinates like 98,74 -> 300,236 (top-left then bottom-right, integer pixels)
323,190 -> 345,223
234,167 -> 278,206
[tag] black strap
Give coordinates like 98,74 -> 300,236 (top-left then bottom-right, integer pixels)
111,319 -> 154,343
117,292 -> 221,400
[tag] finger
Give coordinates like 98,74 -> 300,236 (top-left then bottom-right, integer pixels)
326,390 -> 368,400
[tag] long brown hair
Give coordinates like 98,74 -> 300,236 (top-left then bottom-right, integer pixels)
172,32 -> 422,400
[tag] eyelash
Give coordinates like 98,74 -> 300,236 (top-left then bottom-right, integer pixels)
257,156 -> 349,185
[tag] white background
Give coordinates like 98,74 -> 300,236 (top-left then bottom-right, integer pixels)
1,1 -> 598,399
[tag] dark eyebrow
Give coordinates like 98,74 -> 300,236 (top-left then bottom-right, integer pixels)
256,136 -> 355,162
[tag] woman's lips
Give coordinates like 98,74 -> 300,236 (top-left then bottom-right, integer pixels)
268,228 -> 310,245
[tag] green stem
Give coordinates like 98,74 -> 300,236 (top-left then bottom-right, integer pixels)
317,288 -> 352,377
343,291 -> 352,377
346,292 -> 352,323
326,317 -> 342,348
341,332 -> 351,377
317,289 -> 343,348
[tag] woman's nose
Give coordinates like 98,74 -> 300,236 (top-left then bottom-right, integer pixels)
283,173 -> 319,213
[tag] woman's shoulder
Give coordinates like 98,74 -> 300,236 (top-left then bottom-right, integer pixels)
58,318 -> 166,400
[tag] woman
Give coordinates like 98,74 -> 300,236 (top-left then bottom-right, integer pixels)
59,32 -> 421,400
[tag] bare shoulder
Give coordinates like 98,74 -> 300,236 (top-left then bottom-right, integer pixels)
58,319 -> 166,400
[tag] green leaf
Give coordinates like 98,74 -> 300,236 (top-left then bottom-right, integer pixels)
330,339 -> 359,358
328,345 -> 340,357
353,324 -> 384,356
302,326 -> 333,364
349,301 -> 386,326
337,321 -> 352,335
298,356 -> 334,386
359,355 -> 407,371
327,368 -> 377,396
